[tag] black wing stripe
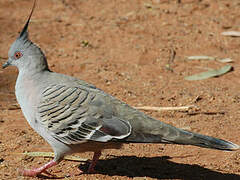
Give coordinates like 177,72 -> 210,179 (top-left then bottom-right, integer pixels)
69,133 -> 85,141
75,129 -> 89,137
39,103 -> 59,114
65,135 -> 80,142
77,126 -> 92,134
79,92 -> 95,106
72,90 -> 89,107
47,105 -> 72,120
74,106 -> 89,118
69,89 -> 81,104
39,101 -> 56,108
46,87 -> 68,100
42,105 -> 66,118
43,85 -> 64,97
51,111 -> 73,124
81,122 -> 97,130
42,86 -> 53,94
55,88 -> 77,103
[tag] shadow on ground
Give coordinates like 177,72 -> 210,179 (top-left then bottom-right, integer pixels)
36,155 -> 240,179
79,155 -> 240,180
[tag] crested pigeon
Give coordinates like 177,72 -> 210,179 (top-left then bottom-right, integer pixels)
2,0 -> 239,177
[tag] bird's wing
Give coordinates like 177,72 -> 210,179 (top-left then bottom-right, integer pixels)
37,84 -> 131,145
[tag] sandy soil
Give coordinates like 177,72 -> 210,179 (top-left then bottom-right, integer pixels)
0,0 -> 240,179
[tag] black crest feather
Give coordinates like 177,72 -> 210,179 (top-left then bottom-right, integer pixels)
18,0 -> 37,39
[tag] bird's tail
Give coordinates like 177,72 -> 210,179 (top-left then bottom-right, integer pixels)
164,129 -> 239,151
123,115 -> 239,151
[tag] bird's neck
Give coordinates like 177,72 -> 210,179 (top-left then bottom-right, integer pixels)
18,67 -> 49,78
18,55 -> 50,76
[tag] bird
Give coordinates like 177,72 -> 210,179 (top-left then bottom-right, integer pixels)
2,0 -> 239,177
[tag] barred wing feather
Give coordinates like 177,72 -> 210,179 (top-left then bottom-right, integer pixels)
38,85 -> 131,145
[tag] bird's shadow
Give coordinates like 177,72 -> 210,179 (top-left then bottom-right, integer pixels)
79,155 -> 240,180
38,155 -> 240,179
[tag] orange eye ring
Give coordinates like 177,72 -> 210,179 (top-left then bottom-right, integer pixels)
14,51 -> 22,59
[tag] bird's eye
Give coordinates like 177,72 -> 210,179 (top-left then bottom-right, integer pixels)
14,51 -> 22,59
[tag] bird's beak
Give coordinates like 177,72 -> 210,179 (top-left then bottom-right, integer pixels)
2,60 -> 10,69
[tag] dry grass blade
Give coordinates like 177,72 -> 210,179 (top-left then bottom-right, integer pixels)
187,56 -> 215,61
217,58 -> 233,63
221,31 -> 240,37
135,105 -> 197,111
14,152 -> 88,162
187,56 -> 233,63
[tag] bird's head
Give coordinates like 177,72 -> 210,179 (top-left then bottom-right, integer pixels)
2,0 -> 49,73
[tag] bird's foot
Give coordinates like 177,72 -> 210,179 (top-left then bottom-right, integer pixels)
18,160 -> 57,177
18,168 -> 52,177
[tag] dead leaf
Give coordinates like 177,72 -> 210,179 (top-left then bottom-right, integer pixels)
185,65 -> 232,81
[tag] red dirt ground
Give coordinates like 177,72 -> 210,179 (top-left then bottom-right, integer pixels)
0,0 -> 239,179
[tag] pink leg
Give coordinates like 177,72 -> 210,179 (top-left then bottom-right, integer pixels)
19,160 -> 57,177
87,151 -> 101,173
